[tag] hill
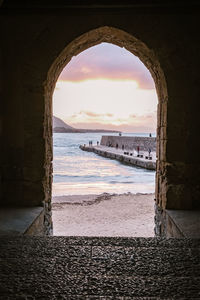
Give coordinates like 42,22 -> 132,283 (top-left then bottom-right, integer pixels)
53,116 -> 120,133
53,116 -> 81,133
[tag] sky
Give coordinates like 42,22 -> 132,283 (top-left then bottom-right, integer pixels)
53,42 -> 158,133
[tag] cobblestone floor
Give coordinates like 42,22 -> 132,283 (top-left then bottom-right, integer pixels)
0,237 -> 200,299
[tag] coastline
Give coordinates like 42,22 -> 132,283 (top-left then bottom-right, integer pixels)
52,192 -> 155,237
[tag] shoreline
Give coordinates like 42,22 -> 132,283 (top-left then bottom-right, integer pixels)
52,192 -> 155,237
52,192 -> 154,204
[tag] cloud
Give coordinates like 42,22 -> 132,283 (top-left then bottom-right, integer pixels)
79,111 -> 114,118
80,111 -> 100,117
68,121 -> 156,133
66,111 -> 157,133
59,43 -> 155,90
129,114 -> 137,118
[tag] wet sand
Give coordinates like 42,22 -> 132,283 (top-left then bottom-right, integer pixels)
52,193 -> 155,237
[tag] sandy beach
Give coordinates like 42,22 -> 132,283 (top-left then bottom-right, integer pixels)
52,193 -> 155,237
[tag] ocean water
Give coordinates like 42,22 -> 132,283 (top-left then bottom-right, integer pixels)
53,132 -> 156,196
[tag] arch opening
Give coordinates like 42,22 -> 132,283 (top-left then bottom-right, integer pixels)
44,26 -> 168,235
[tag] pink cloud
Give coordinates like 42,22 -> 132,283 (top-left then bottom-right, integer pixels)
69,121 -> 156,133
129,114 -> 137,118
67,112 -> 157,133
59,43 -> 155,90
79,111 -> 113,118
80,111 -> 100,117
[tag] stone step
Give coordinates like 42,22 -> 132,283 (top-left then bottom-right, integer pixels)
0,237 -> 200,299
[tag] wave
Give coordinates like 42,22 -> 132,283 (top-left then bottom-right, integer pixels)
109,180 -> 133,184
53,132 -> 155,194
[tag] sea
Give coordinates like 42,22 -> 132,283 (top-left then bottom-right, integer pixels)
53,132 -> 156,196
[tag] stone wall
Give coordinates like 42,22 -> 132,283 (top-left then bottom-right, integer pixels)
1,2 -> 200,236
101,136 -> 156,152
154,204 -> 184,237
0,47 -> 2,204
24,209 -> 47,236
154,203 -> 200,238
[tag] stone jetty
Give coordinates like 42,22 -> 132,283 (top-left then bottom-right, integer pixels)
80,135 -> 156,170
80,144 -> 156,170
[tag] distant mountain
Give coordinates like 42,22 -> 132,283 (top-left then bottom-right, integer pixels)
53,116 -> 120,133
53,116 -> 81,132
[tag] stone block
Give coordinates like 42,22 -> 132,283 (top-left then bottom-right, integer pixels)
166,184 -> 193,210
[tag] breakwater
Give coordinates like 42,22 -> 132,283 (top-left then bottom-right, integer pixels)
79,145 -> 156,170
100,136 -> 156,151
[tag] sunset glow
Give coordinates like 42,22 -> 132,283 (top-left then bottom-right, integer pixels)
53,43 -> 158,133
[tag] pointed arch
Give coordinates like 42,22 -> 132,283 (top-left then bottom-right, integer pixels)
43,26 -> 168,233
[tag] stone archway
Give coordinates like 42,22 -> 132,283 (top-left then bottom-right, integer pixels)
43,26 -> 168,234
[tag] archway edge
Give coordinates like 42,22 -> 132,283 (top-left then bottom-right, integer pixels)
43,26 -> 168,232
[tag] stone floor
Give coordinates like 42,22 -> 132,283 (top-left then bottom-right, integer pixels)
0,236 -> 200,299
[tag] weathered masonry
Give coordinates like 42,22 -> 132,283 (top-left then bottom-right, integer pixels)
101,136 -> 156,152
0,1 -> 200,237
